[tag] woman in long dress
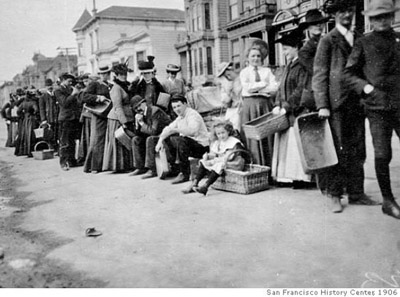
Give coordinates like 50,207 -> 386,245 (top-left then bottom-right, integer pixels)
271,29 -> 312,186
102,64 -> 134,173
240,42 -> 278,166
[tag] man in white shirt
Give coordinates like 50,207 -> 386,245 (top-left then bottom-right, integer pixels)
156,95 -> 209,184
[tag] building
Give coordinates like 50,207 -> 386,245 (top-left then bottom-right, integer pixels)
72,6 -> 186,78
0,81 -> 14,108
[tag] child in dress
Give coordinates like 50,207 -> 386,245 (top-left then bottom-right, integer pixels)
182,120 -> 246,196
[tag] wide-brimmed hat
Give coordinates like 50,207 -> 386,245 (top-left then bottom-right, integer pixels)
130,95 -> 146,110
44,78 -> 53,87
216,62 -> 233,78
138,61 -> 154,73
363,0 -> 400,16
322,0 -> 357,14
299,9 -> 329,30
166,64 -> 181,73
60,73 -> 75,81
276,29 -> 304,48
98,65 -> 112,74
112,64 -> 129,75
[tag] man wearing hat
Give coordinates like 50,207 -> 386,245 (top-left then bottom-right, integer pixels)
130,60 -> 165,108
54,73 -> 82,171
216,61 -> 242,131
81,65 -> 112,174
313,0 -> 378,212
130,95 -> 171,178
38,78 -> 59,151
344,0 -> 400,220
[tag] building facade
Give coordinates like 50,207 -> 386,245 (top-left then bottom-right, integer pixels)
72,6 -> 186,77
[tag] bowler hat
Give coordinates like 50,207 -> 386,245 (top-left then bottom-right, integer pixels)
166,64 -> 181,73
138,61 -> 154,73
216,62 -> 233,78
130,95 -> 145,110
322,0 -> 357,14
44,78 -> 53,87
299,9 -> 329,30
98,65 -> 112,74
275,29 -> 303,48
363,0 -> 400,16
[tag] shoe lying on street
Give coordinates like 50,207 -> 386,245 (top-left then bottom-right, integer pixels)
171,173 -> 189,184
382,199 -> 400,220
85,227 -> 102,237
348,193 -> 381,205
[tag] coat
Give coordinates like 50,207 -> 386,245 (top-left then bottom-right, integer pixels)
274,59 -> 307,126
55,85 -> 81,122
130,77 -> 165,106
312,28 -> 361,111
39,91 -> 58,123
344,29 -> 400,111
107,82 -> 134,124
136,105 -> 171,136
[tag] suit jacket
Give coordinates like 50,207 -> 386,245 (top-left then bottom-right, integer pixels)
130,77 -> 165,106
82,81 -> 111,105
55,85 -> 81,122
39,91 -> 58,123
274,59 -> 307,126
344,29 -> 400,111
107,82 -> 134,124
312,28 -> 361,111
137,105 -> 171,136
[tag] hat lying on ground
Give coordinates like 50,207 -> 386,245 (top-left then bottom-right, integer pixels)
363,0 -> 400,16
299,9 -> 329,30
216,62 -> 233,78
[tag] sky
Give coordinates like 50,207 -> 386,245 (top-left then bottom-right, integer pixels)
0,0 -> 184,82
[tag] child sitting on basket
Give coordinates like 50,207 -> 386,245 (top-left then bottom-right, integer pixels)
182,119 -> 246,196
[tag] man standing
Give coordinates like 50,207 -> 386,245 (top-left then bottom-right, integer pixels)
155,95 -> 209,184
39,78 -> 59,151
55,73 -> 81,171
344,0 -> 400,220
130,95 -> 171,178
312,0 -> 379,212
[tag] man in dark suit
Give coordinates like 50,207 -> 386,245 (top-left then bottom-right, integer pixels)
312,0 -> 379,212
344,0 -> 400,220
55,73 -> 81,171
130,95 -> 171,178
39,78 -> 59,151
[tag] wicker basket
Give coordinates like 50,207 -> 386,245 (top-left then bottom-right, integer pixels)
32,141 -> 54,160
242,112 -> 289,140
211,149 -> 270,194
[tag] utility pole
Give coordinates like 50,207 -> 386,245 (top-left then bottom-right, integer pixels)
57,46 -> 76,73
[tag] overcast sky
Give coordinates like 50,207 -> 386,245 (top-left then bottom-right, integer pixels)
0,0 -> 184,82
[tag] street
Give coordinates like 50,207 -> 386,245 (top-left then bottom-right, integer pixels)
0,119 -> 400,288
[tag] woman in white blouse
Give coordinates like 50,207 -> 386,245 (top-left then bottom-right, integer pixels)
240,43 -> 278,166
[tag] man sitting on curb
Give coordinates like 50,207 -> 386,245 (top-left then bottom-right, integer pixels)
155,95 -> 209,184
130,95 -> 172,179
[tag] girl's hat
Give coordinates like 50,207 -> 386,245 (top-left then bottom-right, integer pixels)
166,64 -> 181,73
275,29 -> 303,48
248,38 -> 269,60
299,9 -> 329,30
112,64 -> 129,75
138,61 -> 154,73
98,65 -> 112,74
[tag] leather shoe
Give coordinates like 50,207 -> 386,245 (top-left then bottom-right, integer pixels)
141,170 -> 157,179
329,196 -> 343,213
130,168 -> 148,176
382,200 -> 400,220
171,173 -> 189,184
194,186 -> 208,196
61,162 -> 70,171
349,193 -> 381,206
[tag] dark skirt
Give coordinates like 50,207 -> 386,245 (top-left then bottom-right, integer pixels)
78,117 -> 91,164
102,119 -> 133,172
240,96 -> 273,166
84,114 -> 107,173
14,116 -> 37,157
5,121 -> 18,147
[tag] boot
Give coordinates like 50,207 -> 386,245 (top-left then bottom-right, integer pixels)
328,195 -> 343,213
182,179 -> 198,194
194,185 -> 208,196
382,198 -> 400,220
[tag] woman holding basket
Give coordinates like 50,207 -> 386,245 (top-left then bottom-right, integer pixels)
240,40 -> 278,166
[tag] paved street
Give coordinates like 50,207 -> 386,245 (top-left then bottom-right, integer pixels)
0,119 -> 400,288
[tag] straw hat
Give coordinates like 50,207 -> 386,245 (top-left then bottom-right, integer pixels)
363,0 -> 400,16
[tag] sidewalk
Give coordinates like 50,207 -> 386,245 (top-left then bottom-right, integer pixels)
0,119 -> 399,288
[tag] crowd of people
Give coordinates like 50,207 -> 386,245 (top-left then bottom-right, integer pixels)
1,0 -> 399,220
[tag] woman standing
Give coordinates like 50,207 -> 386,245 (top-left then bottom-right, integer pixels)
271,29 -> 312,186
102,64 -> 134,173
240,42 -> 278,166
14,87 -> 39,157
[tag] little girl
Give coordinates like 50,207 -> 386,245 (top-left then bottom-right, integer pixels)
182,120 -> 246,196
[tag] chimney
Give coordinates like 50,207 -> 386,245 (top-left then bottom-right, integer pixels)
92,0 -> 97,15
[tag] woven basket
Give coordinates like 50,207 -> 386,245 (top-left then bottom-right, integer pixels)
211,149 -> 270,194
32,141 -> 54,160
114,126 -> 134,151
243,112 -> 289,140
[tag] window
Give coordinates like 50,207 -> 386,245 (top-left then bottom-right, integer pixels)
194,49 -> 198,76
89,32 -> 94,54
192,5 -> 198,31
231,39 -> 240,70
229,0 -> 238,20
204,3 -> 211,30
199,47 -> 203,75
242,0 -> 255,11
78,42 -> 83,57
206,47 -> 213,75
197,4 -> 202,30
136,51 -> 145,62
120,57 -> 125,64
95,29 -> 99,51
